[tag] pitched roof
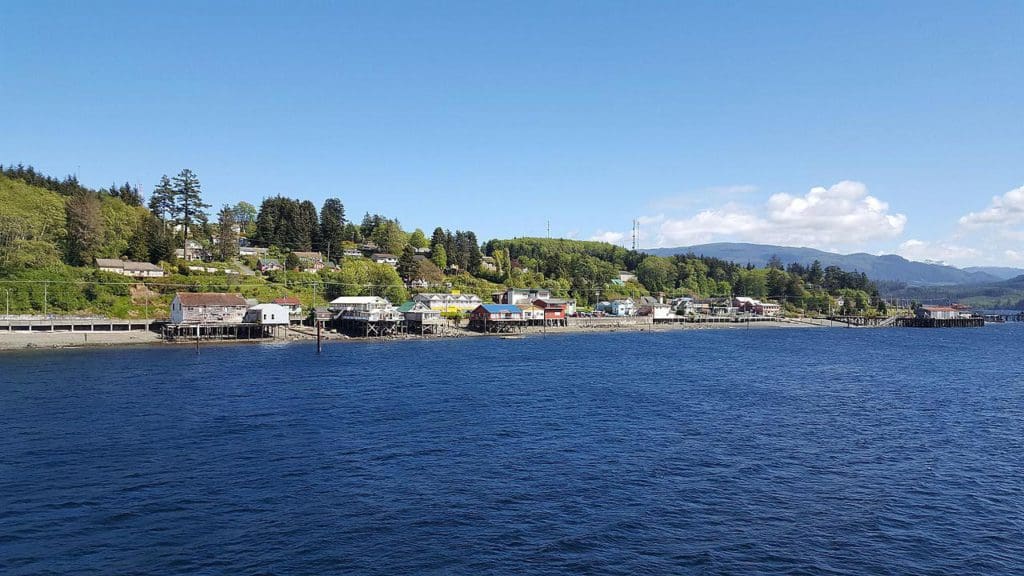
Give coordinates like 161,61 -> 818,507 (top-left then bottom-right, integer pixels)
292,251 -> 322,260
175,292 -> 248,307
273,296 -> 301,306
122,261 -> 163,272
479,304 -> 522,314
96,258 -> 124,268
534,298 -> 568,307
371,253 -> 397,259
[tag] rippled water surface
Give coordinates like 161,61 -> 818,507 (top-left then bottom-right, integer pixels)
2,326 -> 1023,574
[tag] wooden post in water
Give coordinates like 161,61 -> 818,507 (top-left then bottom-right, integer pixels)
316,320 -> 322,354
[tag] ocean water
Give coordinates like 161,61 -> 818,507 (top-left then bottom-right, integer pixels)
1,325 -> 1022,575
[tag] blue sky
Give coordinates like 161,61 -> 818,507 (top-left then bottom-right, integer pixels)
2,1 -> 1022,266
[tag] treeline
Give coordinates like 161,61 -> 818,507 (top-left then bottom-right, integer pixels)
634,252 -> 881,313
2,163 -> 143,206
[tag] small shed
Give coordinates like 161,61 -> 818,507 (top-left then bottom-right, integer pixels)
244,303 -> 290,325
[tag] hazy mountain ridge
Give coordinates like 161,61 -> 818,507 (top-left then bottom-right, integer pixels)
642,242 -> 1008,286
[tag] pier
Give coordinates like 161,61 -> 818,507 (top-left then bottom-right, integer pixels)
895,317 -> 985,328
2,315 -> 156,332
160,323 -> 281,341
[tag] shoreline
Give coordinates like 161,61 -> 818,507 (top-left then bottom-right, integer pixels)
0,318 -> 845,353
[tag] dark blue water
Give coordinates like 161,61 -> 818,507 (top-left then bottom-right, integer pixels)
2,326 -> 1023,575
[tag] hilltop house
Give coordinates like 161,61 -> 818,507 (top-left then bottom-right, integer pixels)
170,293 -> 249,324
371,253 -> 398,266
96,258 -> 165,278
257,258 -> 282,273
293,251 -> 325,272
239,246 -> 269,258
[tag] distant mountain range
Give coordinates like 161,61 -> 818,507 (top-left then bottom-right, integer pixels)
642,242 -> 1024,286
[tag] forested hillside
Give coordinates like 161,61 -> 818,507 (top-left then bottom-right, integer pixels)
0,165 -> 887,318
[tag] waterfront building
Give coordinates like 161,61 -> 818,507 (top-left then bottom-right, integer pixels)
170,293 -> 249,324
413,292 -> 483,312
243,303 -> 290,325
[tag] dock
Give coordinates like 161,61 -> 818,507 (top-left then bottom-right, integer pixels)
2,315 -> 156,332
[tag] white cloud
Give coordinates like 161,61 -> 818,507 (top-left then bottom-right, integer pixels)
959,185 -> 1024,227
649,181 -> 907,249
648,185 -> 759,211
589,230 -> 626,244
896,239 -> 981,266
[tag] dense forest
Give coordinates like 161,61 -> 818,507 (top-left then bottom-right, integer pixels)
0,164 -> 886,317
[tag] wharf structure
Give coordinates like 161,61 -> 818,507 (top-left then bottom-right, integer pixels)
2,315 -> 155,332
328,296 -> 404,337
162,292 -> 285,341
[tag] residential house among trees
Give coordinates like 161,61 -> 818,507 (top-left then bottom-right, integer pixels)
371,253 -> 398,266
170,293 -> 249,324
96,258 -> 165,278
257,258 -> 282,273
293,251 -> 325,271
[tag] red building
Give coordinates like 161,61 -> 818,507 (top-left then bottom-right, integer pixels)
533,298 -> 568,325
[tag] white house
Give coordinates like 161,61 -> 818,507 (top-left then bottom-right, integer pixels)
370,253 -> 398,266
328,296 -> 400,321
244,303 -> 290,325
595,298 -> 635,316
917,306 -> 959,320
96,258 -> 165,278
493,288 -> 552,306
412,292 -> 483,312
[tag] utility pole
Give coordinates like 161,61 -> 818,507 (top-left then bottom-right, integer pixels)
547,220 -> 550,239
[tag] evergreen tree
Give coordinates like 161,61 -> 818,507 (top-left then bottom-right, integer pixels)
171,169 -> 209,259
218,205 -> 239,261
285,251 -> 301,270
148,175 -> 175,221
431,244 -> 447,270
299,200 -> 320,251
145,214 -> 175,263
65,189 -> 103,266
126,218 -> 149,261
397,244 -> 418,281
320,198 -> 346,261
430,227 -> 446,250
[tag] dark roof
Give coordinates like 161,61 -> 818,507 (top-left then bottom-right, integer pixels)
176,292 -> 248,307
534,298 -> 568,307
372,253 -> 397,259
